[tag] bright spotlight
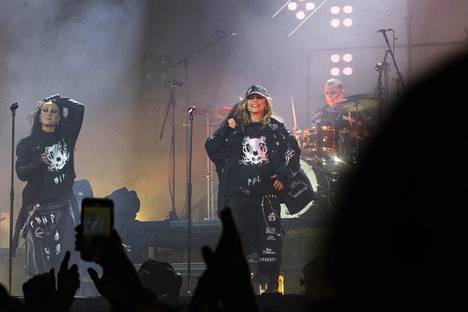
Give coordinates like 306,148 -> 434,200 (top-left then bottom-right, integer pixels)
343,18 -> 353,27
330,54 -> 340,63
330,6 -> 340,14
343,53 -> 353,62
296,11 -> 306,20
330,67 -> 340,76
306,2 -> 315,11
288,2 -> 298,10
343,67 -> 353,75
330,19 -> 340,28
343,5 -> 353,14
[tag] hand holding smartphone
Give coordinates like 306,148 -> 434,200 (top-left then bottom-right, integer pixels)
80,198 -> 114,261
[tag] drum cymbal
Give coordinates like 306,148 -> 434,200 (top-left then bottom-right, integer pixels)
332,94 -> 379,112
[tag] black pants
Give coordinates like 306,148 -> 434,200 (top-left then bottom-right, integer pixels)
25,200 -> 76,276
225,193 -> 282,279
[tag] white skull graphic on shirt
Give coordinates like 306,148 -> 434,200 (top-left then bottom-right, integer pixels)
239,136 -> 269,166
45,140 -> 69,172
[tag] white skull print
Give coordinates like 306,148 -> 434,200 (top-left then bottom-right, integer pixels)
45,140 -> 69,172
240,136 -> 269,165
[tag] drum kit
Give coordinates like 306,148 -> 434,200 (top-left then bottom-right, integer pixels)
284,94 -> 379,219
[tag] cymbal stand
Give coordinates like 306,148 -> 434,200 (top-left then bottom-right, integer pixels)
159,83 -> 181,220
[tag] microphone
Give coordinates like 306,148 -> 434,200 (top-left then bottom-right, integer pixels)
10,102 -> 19,112
164,80 -> 184,88
376,28 -> 393,33
215,30 -> 237,38
188,106 -> 195,114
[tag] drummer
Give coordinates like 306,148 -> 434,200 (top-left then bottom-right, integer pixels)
312,78 -> 346,126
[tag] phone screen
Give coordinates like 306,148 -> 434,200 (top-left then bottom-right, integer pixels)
81,198 -> 113,261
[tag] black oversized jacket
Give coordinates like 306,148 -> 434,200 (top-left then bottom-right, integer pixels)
205,117 -> 301,213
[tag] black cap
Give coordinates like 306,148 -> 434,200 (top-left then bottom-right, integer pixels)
245,84 -> 270,98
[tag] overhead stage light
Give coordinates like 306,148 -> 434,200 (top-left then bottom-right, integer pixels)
288,2 -> 298,10
330,19 -> 340,28
330,67 -> 340,76
330,6 -> 340,14
296,11 -> 306,20
343,5 -> 353,14
343,18 -> 353,27
330,54 -> 340,63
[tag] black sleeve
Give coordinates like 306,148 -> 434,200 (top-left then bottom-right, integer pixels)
275,123 -> 301,184
15,138 -> 43,182
205,123 -> 237,175
59,98 -> 85,146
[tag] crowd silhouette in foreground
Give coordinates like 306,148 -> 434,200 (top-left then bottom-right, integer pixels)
2,49 -> 468,311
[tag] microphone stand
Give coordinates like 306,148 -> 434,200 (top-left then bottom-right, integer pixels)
186,106 -> 195,294
9,102 -> 19,293
380,30 -> 406,92
159,82 -> 183,220
375,49 -> 389,126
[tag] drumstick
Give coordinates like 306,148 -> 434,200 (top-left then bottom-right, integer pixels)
291,97 -> 298,131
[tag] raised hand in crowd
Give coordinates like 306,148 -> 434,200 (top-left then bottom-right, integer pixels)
0,283 -> 27,312
22,251 -> 80,312
56,251 -> 80,311
190,207 -> 258,312
22,269 -> 56,312
75,225 -> 161,312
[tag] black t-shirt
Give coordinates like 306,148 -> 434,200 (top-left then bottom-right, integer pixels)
229,122 -> 275,195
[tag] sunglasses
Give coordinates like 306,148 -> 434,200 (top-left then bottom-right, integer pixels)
247,94 -> 265,100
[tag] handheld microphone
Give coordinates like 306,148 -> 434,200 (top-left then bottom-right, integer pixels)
188,106 -> 195,114
10,102 -> 19,112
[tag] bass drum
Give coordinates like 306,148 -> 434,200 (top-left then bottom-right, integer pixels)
281,158 -> 333,219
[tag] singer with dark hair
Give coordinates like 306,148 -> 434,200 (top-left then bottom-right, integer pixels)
12,95 -> 84,275
205,84 -> 301,293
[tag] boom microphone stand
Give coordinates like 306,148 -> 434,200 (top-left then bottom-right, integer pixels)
9,102 -> 19,293
380,29 -> 406,91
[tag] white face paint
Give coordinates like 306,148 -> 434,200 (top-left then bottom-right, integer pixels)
240,136 -> 269,166
45,140 -> 69,172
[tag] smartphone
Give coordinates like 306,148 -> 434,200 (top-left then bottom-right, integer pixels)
81,197 -> 114,261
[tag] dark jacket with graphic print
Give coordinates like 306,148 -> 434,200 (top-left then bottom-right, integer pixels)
205,116 -> 301,214
12,99 -> 84,252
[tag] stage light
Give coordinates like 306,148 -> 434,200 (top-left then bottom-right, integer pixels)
330,19 -> 340,28
343,67 -> 353,75
306,2 -> 316,11
343,5 -> 353,14
288,2 -> 298,10
330,67 -> 340,76
330,6 -> 340,14
296,11 -> 306,20
330,54 -> 340,63
343,53 -> 353,62
343,18 -> 353,27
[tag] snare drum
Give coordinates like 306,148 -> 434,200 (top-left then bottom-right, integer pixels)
302,125 -> 336,154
